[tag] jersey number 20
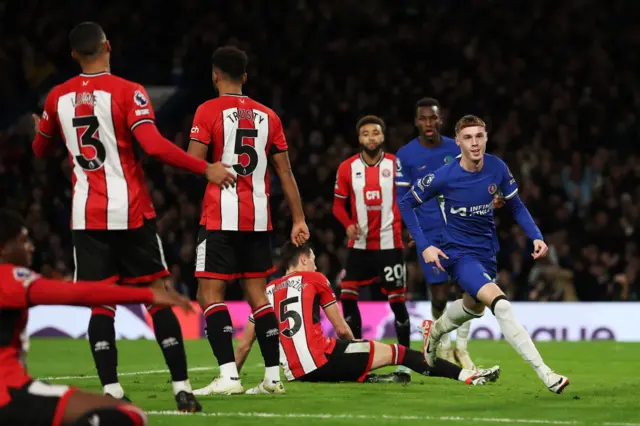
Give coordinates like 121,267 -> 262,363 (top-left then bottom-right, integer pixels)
279,296 -> 302,338
72,116 -> 106,170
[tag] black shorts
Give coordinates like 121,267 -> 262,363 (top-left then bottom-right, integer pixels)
195,229 -> 275,280
298,340 -> 374,383
341,248 -> 406,295
0,380 -> 74,426
72,219 -> 169,284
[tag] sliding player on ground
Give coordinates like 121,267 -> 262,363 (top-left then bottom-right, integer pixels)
234,243 -> 500,386
398,115 -> 569,394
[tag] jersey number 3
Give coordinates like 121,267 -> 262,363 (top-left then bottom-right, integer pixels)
234,128 -> 258,176
279,296 -> 302,338
72,116 -> 106,170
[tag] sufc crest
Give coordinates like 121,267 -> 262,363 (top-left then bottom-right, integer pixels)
488,183 -> 497,195
382,169 -> 391,178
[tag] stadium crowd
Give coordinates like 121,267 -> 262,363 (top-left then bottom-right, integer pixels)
1,0 -> 638,302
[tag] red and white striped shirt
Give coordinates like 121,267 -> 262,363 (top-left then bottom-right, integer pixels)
266,271 -> 337,381
189,95 -> 288,231
334,153 -> 403,250
37,72 -> 156,230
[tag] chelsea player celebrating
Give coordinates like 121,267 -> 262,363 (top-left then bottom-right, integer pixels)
398,115 -> 569,394
395,98 -> 474,368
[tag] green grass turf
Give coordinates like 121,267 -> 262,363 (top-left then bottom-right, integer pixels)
29,338 -> 640,426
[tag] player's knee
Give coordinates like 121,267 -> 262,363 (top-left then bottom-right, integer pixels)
490,295 -> 510,317
431,298 -> 447,313
389,299 -> 409,322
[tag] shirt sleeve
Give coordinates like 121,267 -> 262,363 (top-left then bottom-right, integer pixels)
410,170 -> 445,206
312,273 -> 337,308
189,104 -> 212,145
334,161 -> 350,199
0,267 -> 37,309
499,160 -> 519,200
125,84 -> 156,132
268,112 -> 288,155
395,152 -> 411,188
38,88 -> 59,139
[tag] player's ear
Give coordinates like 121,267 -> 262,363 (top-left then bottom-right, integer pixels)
104,40 -> 112,54
241,73 -> 248,84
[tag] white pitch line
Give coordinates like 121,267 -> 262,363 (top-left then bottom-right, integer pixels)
41,364 -> 264,381
145,411 -> 606,425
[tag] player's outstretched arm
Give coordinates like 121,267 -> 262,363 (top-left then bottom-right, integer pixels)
271,151 -> 309,246
25,277 -> 194,313
324,303 -> 354,340
236,317 -> 257,373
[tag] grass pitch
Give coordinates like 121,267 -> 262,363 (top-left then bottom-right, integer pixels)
30,338 -> 640,426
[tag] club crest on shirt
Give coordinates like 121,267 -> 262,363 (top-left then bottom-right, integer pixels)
444,155 -> 454,164
488,183 -> 497,195
134,90 -> 148,107
382,169 -> 391,178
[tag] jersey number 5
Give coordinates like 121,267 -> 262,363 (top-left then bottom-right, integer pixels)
279,296 -> 302,338
234,128 -> 258,176
72,116 -> 106,170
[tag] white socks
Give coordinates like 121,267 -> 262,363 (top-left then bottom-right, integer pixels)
456,320 -> 472,350
103,382 -> 125,399
493,299 -> 551,381
220,361 -> 240,380
172,380 -> 193,395
264,366 -> 281,383
432,299 -> 481,340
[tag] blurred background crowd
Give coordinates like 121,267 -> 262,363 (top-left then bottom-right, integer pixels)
1,0 -> 638,302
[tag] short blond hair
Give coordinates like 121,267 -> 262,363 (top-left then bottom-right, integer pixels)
455,115 -> 486,135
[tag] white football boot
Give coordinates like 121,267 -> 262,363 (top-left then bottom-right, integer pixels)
464,366 -> 501,385
193,377 -> 243,396
245,380 -> 286,395
545,371 -> 569,394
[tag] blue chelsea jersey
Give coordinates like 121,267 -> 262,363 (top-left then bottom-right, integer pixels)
410,154 -> 518,256
395,136 -> 460,231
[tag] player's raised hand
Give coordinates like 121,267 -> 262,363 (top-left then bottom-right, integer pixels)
346,223 -> 362,241
493,195 -> 505,209
422,245 -> 449,272
205,162 -> 236,189
532,239 -> 548,260
32,113 -> 41,134
151,287 -> 196,314
291,220 -> 310,246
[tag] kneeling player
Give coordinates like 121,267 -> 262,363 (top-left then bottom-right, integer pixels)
0,209 -> 195,426
234,243 -> 499,387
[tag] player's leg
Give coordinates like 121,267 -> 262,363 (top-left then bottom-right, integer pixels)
193,229 -> 243,395
340,249 -> 376,339
117,220 -> 200,411
61,390 -> 147,426
72,230 -> 124,399
241,231 -> 284,395
451,283 -> 475,369
419,244 -> 456,363
367,342 -> 499,385
474,280 -> 569,394
377,250 -> 410,347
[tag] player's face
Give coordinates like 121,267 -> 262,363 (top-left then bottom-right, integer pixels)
1,229 -> 34,267
456,126 -> 487,162
415,106 -> 442,142
300,250 -> 317,272
358,124 -> 384,156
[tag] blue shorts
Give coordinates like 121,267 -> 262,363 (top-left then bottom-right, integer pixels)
418,229 -> 450,285
443,255 -> 497,299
